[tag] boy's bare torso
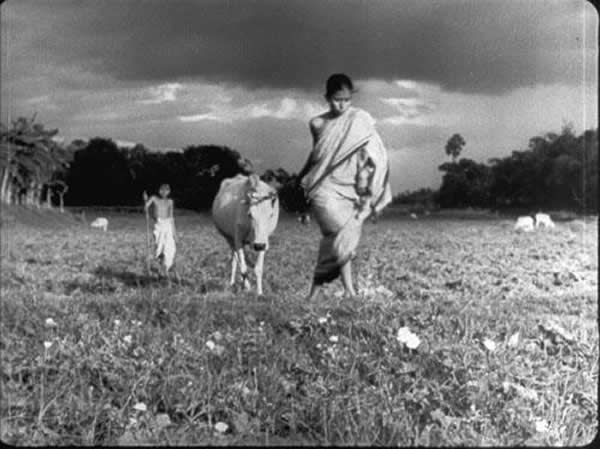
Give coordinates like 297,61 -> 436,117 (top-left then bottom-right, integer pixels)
150,197 -> 173,219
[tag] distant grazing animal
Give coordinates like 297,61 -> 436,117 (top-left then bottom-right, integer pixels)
514,216 -> 534,232
212,174 -> 279,295
535,212 -> 555,229
410,213 -> 418,220
90,217 -> 108,232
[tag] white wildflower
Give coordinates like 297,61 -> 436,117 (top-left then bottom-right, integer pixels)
214,421 -> 229,433
507,332 -> 520,347
123,335 -> 133,345
206,340 -> 216,351
521,387 -> 538,401
133,402 -> 147,412
155,413 -> 172,428
318,317 -> 328,324
212,331 -> 223,342
482,338 -> 496,352
525,341 -> 538,352
114,319 -> 121,326
504,382 -> 539,401
396,327 -> 412,342
214,344 -> 225,356
405,333 -> 421,349
329,335 -> 339,343
534,419 -> 549,433
375,285 -> 393,296
45,318 -> 57,327
396,327 -> 420,349
43,341 -> 53,349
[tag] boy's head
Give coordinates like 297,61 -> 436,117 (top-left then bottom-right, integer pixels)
159,184 -> 171,198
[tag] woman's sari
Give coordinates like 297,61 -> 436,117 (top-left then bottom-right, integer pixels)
301,107 -> 392,285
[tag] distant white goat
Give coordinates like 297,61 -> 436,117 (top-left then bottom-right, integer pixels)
514,216 -> 534,232
535,213 -> 555,229
90,217 -> 109,232
410,213 -> 418,220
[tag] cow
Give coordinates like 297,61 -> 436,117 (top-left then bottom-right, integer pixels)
212,173 -> 279,295
514,216 -> 534,232
535,212 -> 555,229
90,217 -> 109,232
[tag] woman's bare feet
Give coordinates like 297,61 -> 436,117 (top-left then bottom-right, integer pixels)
343,288 -> 357,299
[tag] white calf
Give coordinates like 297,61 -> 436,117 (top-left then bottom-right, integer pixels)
90,217 -> 108,232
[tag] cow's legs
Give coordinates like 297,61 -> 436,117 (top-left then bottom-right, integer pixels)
237,248 -> 251,290
229,249 -> 238,286
165,267 -> 171,287
255,250 -> 265,295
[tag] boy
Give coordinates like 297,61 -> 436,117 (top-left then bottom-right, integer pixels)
143,184 -> 177,277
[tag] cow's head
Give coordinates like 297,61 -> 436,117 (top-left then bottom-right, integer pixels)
243,174 -> 278,251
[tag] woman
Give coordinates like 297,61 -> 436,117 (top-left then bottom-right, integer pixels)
298,74 -> 392,300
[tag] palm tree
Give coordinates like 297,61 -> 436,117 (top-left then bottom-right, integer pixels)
0,116 -> 71,206
445,133 -> 466,162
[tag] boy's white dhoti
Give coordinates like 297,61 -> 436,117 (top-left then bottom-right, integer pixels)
153,218 -> 176,270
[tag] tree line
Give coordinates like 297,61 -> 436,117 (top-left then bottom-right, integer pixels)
431,127 -> 598,213
395,128 -> 598,214
0,116 -> 307,212
1,116 -> 597,214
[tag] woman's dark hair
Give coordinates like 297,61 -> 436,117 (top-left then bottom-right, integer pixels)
325,73 -> 354,98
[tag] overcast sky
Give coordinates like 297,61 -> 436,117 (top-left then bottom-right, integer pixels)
2,0 -> 597,193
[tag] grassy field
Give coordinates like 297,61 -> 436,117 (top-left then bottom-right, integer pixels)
0,207 -> 597,445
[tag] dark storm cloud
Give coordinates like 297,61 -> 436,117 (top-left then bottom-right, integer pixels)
12,0 -> 592,95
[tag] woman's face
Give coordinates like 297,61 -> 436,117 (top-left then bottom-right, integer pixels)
327,87 -> 352,116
